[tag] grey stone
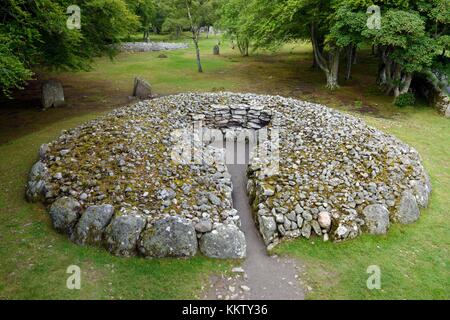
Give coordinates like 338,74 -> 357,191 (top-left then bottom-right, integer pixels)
72,204 -> 114,245
195,219 -> 213,233
396,191 -> 420,224
42,80 -> 65,109
200,224 -> 246,259
105,215 -> 146,256
362,204 -> 390,235
139,216 -> 197,258
213,45 -> 220,55
26,161 -> 49,202
301,222 -> 311,239
258,215 -> 277,245
39,144 -> 50,160
133,77 -> 152,99
311,220 -> 322,235
49,197 -> 81,235
411,180 -> 429,208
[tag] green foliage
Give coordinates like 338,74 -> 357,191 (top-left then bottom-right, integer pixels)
394,92 -> 416,107
0,0 -> 139,97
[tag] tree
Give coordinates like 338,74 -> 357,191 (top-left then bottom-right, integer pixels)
127,0 -> 157,41
165,0 -> 219,73
364,9 -> 440,97
0,0 -> 139,97
218,0 -> 251,56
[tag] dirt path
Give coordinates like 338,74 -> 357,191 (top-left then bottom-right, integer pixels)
205,164 -> 305,300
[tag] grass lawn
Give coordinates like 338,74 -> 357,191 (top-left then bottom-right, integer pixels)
0,35 -> 448,299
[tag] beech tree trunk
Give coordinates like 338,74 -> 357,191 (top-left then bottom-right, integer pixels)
310,24 -> 340,90
345,45 -> 353,80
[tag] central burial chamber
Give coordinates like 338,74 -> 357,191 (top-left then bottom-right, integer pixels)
26,93 -> 431,259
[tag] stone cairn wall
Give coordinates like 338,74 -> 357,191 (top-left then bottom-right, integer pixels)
119,42 -> 189,53
26,93 -> 431,258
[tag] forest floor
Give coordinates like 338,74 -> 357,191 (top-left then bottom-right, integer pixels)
0,35 -> 448,299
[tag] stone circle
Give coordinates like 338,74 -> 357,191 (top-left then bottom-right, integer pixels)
26,92 -> 431,257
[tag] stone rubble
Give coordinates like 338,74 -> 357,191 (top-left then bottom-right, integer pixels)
118,42 -> 189,53
26,92 -> 431,257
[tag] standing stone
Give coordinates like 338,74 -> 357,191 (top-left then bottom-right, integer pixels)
49,197 -> 81,235
139,216 -> 198,258
41,80 -> 65,109
396,191 -> 420,224
72,204 -> 115,245
213,45 -> 220,55
105,215 -> 146,256
199,224 -> 246,259
362,204 -> 390,235
133,77 -> 152,99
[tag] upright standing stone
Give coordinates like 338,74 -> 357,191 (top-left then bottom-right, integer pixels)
41,80 -> 65,109
133,77 -> 152,99
213,45 -> 220,55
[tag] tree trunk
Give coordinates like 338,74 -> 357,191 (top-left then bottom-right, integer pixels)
193,37 -> 203,73
310,24 -> 340,90
327,50 -> 340,90
352,45 -> 357,64
186,0 -> 203,73
345,45 -> 353,80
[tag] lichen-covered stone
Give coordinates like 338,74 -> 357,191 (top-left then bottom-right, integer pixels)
362,204 -> 390,235
200,224 -> 246,259
258,215 -> 277,245
26,161 -> 50,202
396,191 -> 420,224
49,197 -> 81,235
105,215 -> 146,256
139,216 -> 197,258
72,204 -> 114,245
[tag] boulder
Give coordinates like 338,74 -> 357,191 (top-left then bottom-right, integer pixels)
139,216 -> 197,258
258,215 -> 277,245
39,144 -> 50,160
396,191 -> 420,224
411,180 -> 430,208
133,77 -> 152,99
213,45 -> 220,55
72,205 -> 115,245
199,224 -> 246,259
362,204 -> 390,235
26,161 -> 50,202
42,80 -> 65,109
195,219 -> 213,233
318,211 -> 331,230
49,197 -> 81,235
105,214 -> 146,256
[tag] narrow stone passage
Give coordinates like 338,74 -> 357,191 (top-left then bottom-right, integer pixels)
205,163 -> 304,300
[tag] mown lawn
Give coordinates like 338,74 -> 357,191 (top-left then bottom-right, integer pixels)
0,35 -> 448,299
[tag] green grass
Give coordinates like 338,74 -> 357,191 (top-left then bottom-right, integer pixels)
0,34 -> 449,299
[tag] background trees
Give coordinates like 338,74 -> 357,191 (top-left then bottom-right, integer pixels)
0,0 -> 138,96
216,0 -> 449,99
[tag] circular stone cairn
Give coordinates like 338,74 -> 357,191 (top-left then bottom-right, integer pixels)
26,93 -> 431,258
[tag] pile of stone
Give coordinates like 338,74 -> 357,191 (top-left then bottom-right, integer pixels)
26,92 -> 431,258
119,42 -> 189,53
